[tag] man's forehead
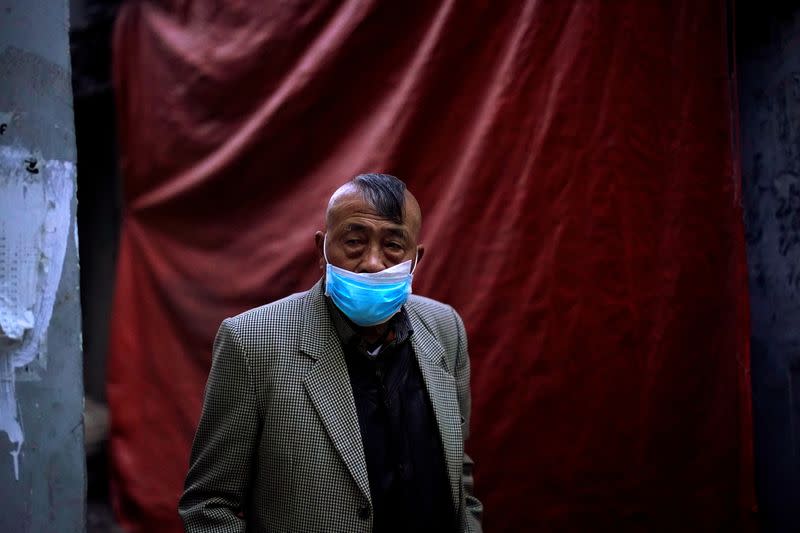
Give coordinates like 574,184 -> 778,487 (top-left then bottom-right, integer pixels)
325,183 -> 421,234
328,191 -> 400,222
342,222 -> 410,236
329,191 -> 380,214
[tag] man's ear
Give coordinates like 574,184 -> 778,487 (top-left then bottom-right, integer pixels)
414,244 -> 425,271
314,231 -> 326,269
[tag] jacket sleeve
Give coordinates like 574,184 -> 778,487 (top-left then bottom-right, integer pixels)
178,318 -> 260,532
451,308 -> 484,533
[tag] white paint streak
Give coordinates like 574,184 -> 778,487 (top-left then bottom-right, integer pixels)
0,145 -> 74,480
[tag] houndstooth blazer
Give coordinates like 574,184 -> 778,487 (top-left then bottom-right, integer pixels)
179,278 -> 483,533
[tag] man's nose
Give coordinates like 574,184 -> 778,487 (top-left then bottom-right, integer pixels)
359,248 -> 385,273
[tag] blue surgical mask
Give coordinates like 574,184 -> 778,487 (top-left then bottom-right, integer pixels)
323,235 -> 416,327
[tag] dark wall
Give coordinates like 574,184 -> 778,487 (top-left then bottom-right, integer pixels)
70,0 -> 122,403
70,3 -> 123,529
737,2 -> 800,531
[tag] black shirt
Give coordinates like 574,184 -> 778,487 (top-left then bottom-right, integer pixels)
327,300 -> 455,533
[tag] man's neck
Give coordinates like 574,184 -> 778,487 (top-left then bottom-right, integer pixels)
355,323 -> 391,345
324,295 -> 404,349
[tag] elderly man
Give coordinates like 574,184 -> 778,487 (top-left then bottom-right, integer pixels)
179,173 -> 482,532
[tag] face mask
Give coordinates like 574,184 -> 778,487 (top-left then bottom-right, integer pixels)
323,235 -> 415,327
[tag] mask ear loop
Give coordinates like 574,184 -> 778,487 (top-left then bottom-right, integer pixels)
410,248 -> 419,275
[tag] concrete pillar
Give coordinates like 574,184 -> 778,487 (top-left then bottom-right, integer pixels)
0,0 -> 86,531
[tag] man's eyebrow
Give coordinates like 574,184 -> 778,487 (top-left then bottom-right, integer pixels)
383,227 -> 410,240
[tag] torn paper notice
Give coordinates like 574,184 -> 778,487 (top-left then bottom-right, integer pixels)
0,145 -> 75,479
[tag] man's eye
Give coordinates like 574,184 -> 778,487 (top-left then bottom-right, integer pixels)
386,242 -> 402,250
345,239 -> 363,246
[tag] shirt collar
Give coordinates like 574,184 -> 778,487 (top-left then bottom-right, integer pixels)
325,296 -> 413,358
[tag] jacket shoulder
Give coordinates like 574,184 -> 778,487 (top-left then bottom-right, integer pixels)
224,289 -> 310,340
406,294 -> 464,342
406,293 -> 455,318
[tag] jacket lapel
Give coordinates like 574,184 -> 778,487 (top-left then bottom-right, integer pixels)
300,280 -> 372,505
298,282 -> 463,513
409,312 -> 463,514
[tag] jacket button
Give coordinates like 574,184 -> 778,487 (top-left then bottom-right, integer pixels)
358,506 -> 371,520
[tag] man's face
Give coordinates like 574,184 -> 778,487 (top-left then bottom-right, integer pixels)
315,189 -> 423,274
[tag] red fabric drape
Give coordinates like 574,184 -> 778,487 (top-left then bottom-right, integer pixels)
109,1 -> 755,531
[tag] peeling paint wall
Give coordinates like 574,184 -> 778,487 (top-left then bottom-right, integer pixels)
0,1 -> 85,532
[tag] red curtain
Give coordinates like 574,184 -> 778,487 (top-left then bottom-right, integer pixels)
109,1 -> 755,531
